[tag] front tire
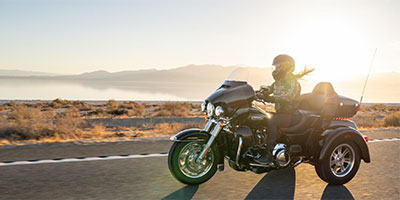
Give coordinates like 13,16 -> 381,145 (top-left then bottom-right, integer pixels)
168,141 -> 218,185
315,141 -> 360,185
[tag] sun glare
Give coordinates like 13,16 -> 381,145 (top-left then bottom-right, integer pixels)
282,17 -> 372,83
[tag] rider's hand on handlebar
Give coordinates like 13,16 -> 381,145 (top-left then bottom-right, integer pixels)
255,91 -> 264,101
259,85 -> 271,95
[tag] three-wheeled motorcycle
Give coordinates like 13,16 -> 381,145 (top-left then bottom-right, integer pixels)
168,67 -> 370,185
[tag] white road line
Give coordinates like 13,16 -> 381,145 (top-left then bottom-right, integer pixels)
0,153 -> 168,167
369,138 -> 400,143
0,137 -> 399,167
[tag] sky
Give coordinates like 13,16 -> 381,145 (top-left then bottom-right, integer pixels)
0,0 -> 399,82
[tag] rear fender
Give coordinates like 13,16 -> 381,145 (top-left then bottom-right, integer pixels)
170,128 -> 224,165
319,127 -> 370,163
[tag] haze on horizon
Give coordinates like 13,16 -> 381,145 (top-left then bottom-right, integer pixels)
0,0 -> 399,83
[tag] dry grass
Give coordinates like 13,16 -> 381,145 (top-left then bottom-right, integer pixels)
0,102 -> 203,143
0,105 -> 84,141
130,122 -> 204,138
152,102 -> 193,117
1,100 -> 398,145
354,104 -> 400,128
353,114 -> 383,128
0,104 -> 118,142
383,112 -> 400,127
0,99 -> 201,118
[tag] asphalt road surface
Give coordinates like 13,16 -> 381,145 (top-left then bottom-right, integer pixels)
0,129 -> 399,200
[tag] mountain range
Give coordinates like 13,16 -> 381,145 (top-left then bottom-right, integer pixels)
1,65 -> 399,102
0,69 -> 59,77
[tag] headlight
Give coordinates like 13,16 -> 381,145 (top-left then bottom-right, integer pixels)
215,106 -> 224,117
207,103 -> 214,117
201,102 -> 206,112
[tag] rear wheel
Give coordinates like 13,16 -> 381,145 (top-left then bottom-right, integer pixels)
168,141 -> 218,185
315,162 -> 328,182
315,141 -> 360,185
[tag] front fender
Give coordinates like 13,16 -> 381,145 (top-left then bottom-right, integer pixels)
170,128 -> 210,142
170,128 -> 224,165
319,127 -> 370,163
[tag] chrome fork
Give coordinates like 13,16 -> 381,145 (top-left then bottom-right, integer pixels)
203,119 -> 213,132
198,121 -> 223,159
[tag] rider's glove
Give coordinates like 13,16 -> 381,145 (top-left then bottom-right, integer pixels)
256,91 -> 264,100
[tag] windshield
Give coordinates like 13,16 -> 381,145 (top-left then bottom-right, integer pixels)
225,67 -> 272,89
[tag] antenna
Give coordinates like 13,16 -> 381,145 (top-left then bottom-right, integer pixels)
360,48 -> 377,105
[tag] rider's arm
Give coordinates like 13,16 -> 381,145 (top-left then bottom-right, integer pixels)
262,83 -> 275,103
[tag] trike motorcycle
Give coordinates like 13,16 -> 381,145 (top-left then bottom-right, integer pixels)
168,67 -> 370,185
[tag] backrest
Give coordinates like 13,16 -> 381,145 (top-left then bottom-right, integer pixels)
298,82 -> 338,114
312,82 -> 337,96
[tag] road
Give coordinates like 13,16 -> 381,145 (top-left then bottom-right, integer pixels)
0,129 -> 399,199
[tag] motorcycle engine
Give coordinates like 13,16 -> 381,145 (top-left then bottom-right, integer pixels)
272,144 -> 291,168
248,143 -> 291,168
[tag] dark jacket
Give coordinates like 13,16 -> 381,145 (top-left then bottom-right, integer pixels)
265,75 -> 301,113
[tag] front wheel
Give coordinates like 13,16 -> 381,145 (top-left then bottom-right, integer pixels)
168,141 -> 218,185
315,141 -> 361,185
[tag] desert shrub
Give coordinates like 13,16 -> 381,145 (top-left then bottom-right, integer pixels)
72,100 -> 83,105
107,99 -> 118,110
353,114 -> 383,128
88,109 -> 107,116
30,102 -> 45,109
384,112 -> 400,127
1,105 -> 52,140
52,98 -> 72,105
108,109 -> 128,116
143,123 -> 203,134
54,113 -> 87,139
153,102 -> 191,117
0,104 -> 89,141
9,105 -> 42,121
0,120 -> 54,140
128,102 -> 146,117
81,123 -> 115,138
5,101 -> 16,107
118,101 -> 146,116
76,102 -> 93,111
362,104 -> 400,112
119,101 -> 134,109
50,101 -> 62,108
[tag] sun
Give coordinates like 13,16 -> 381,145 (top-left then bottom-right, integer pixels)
280,16 -> 373,83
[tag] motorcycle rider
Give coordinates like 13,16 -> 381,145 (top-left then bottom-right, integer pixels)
257,54 -> 314,164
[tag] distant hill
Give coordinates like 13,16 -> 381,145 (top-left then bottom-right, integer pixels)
0,69 -> 60,76
0,65 -> 398,102
57,65 -> 237,83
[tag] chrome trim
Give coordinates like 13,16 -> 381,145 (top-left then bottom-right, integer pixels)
170,136 -> 177,141
207,103 -> 215,117
198,121 -> 223,159
329,143 -> 355,177
249,163 -> 273,167
293,158 -> 303,167
201,102 -> 206,112
203,120 -> 213,132
272,143 -> 286,156
217,164 -> 224,171
236,137 -> 243,167
178,142 -> 214,178
215,106 -> 224,117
